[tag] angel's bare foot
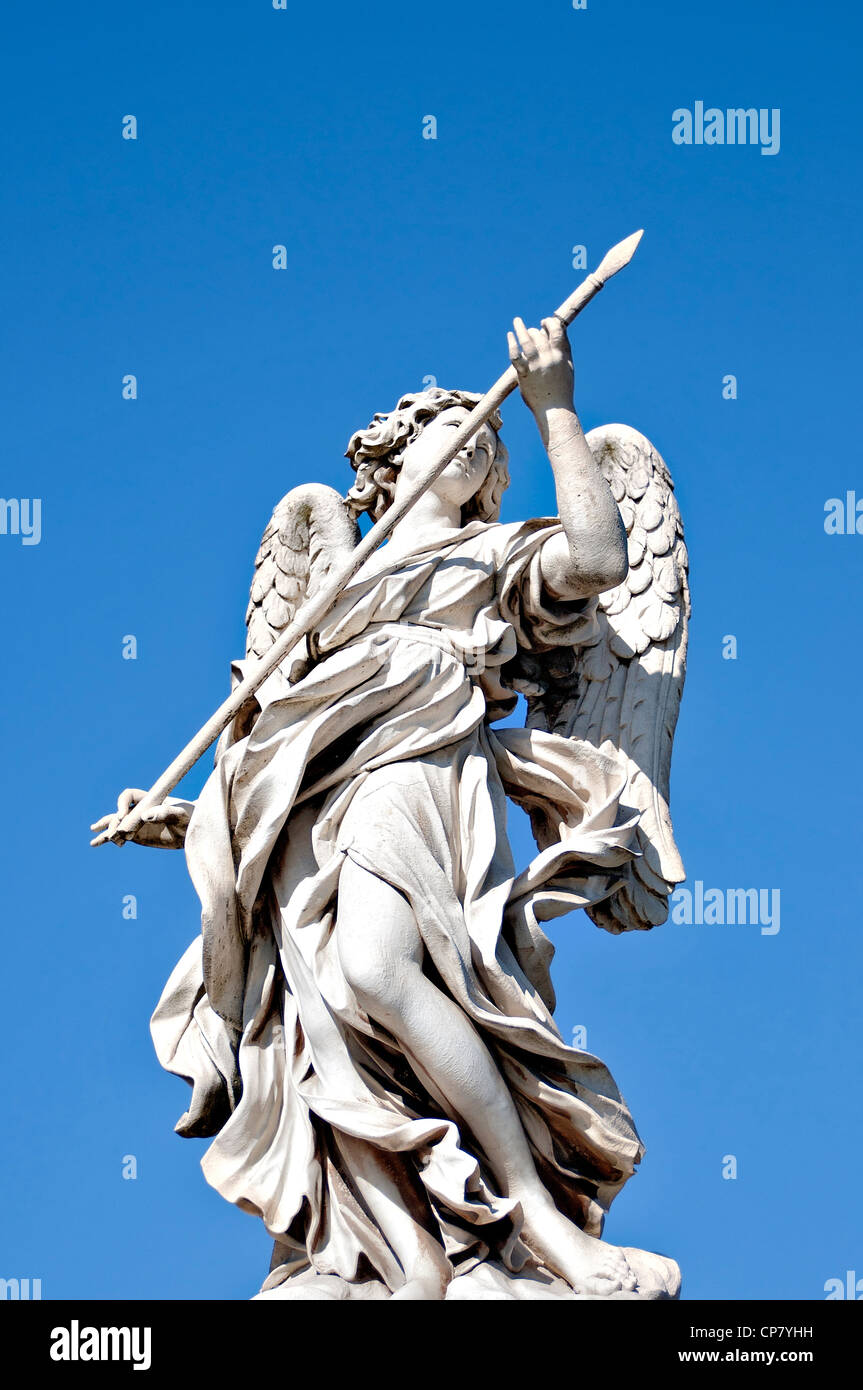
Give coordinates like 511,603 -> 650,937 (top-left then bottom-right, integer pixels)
521,1198 -> 637,1296
389,1262 -> 448,1301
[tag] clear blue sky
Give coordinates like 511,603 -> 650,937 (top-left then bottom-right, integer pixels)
2,0 -> 861,1301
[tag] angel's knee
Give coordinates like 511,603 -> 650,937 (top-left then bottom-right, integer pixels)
340,941 -> 424,1027
336,860 -> 423,1021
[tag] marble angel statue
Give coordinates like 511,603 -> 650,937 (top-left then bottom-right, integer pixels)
92,314 -> 689,1301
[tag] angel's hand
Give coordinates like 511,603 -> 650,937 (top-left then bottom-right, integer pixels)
90,789 -> 191,849
507,316 -> 575,417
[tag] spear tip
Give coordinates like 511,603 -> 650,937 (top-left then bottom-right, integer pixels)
595,229 -> 644,283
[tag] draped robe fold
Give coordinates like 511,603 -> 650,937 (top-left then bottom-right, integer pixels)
150,516 -> 646,1292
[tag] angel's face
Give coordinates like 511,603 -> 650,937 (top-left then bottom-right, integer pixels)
396,406 -> 497,510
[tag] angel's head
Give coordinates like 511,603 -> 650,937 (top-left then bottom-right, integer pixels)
345,388 -> 510,525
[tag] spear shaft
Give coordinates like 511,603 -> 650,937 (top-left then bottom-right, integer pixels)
103,230 -> 643,845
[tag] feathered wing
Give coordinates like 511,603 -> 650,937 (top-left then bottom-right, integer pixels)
245,483 -> 360,675
525,424 -> 690,933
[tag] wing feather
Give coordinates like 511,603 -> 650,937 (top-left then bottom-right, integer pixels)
245,483 -> 360,665
526,424 -> 689,934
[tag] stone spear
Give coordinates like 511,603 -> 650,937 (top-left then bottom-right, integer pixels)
96,230 -> 644,846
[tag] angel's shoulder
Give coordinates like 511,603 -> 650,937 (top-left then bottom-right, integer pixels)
461,516 -> 560,561
486,517 -> 563,572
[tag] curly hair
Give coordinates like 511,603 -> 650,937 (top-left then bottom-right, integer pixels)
345,388 -> 510,525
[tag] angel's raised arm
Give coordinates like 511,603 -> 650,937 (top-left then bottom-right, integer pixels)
507,316 -> 628,600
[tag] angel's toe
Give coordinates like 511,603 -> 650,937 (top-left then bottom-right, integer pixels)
584,1271 -> 623,1296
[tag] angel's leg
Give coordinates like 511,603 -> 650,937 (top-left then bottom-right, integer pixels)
336,856 -> 636,1297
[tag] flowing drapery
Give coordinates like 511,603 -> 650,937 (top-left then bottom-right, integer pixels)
151,518 -> 645,1292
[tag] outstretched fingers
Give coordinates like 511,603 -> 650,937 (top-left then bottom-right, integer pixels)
514,316 -> 544,357
90,821 -> 125,848
90,811 -> 121,846
509,317 -> 541,374
507,329 -> 525,373
509,315 -> 569,375
89,787 -> 146,847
